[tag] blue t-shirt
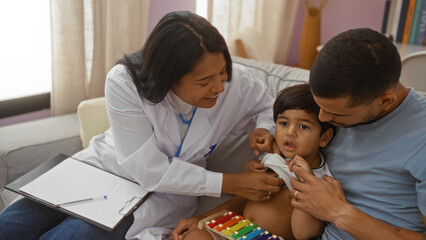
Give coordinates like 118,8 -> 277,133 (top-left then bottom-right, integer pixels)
322,89 -> 426,239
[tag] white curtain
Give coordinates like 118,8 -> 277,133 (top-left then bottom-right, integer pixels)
50,0 -> 149,116
207,0 -> 299,64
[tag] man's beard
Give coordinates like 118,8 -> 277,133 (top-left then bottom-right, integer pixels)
331,108 -> 384,128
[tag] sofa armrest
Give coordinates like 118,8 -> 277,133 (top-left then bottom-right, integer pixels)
77,97 -> 110,148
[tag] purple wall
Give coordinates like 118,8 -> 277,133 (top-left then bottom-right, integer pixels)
148,0 -> 196,33
149,0 -> 386,65
321,0 -> 386,41
287,0 -> 387,65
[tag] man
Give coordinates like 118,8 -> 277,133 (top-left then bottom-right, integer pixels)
290,28 -> 426,239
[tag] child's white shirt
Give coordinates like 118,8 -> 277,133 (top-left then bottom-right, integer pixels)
261,153 -> 332,191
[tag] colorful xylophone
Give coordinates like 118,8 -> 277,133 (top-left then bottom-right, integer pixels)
202,210 -> 284,240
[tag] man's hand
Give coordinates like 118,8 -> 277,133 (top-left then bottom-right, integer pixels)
249,128 -> 279,156
289,165 -> 348,222
170,216 -> 200,240
289,165 -> 426,240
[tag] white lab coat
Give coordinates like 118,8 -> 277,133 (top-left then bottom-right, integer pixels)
73,62 -> 275,239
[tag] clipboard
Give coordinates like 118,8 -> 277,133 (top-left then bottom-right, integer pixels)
5,154 -> 152,232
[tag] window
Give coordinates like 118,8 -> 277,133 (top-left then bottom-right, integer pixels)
0,1 -> 51,102
196,0 -> 208,19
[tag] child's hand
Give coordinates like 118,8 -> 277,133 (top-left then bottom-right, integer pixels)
286,155 -> 313,183
243,159 -> 266,173
170,216 -> 201,240
249,128 -> 279,156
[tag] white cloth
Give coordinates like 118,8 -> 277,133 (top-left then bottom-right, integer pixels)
73,62 -> 275,239
261,153 -> 332,191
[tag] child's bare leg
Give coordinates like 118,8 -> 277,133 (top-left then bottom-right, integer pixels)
183,229 -> 214,240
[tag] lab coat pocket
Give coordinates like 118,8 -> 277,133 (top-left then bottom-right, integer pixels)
186,136 -> 226,166
188,147 -> 216,167
188,143 -> 220,167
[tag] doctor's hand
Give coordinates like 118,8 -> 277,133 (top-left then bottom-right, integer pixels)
289,165 -> 349,222
249,128 -> 279,156
222,172 -> 284,202
170,216 -> 201,240
243,159 -> 266,173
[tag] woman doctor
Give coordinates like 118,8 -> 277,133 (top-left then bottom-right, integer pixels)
0,11 -> 283,240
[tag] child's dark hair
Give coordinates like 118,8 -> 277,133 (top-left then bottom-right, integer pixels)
273,84 -> 335,135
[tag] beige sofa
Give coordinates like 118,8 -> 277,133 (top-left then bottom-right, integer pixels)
0,57 -> 310,213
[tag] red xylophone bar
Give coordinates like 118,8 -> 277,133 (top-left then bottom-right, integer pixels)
207,211 -> 237,228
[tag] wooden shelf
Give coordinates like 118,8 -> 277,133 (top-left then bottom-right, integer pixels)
394,43 -> 426,58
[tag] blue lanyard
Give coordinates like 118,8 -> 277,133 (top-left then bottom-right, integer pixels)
175,107 -> 197,157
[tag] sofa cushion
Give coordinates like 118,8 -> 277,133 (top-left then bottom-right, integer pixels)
232,57 -> 309,97
0,113 -> 82,189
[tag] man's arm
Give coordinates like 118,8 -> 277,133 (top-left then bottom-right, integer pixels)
330,205 -> 425,240
291,208 -> 325,239
290,165 -> 426,240
288,155 -> 325,239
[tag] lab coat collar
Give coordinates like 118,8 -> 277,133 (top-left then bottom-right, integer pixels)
162,101 -> 211,157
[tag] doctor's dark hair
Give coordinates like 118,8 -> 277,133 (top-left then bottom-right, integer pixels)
310,28 -> 401,107
273,84 -> 335,135
117,11 -> 232,103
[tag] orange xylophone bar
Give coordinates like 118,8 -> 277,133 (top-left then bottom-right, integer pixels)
215,215 -> 244,232
223,219 -> 251,235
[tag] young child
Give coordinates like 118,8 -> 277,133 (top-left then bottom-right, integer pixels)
171,83 -> 335,240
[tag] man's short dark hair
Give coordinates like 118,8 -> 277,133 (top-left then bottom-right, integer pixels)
310,28 -> 401,106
